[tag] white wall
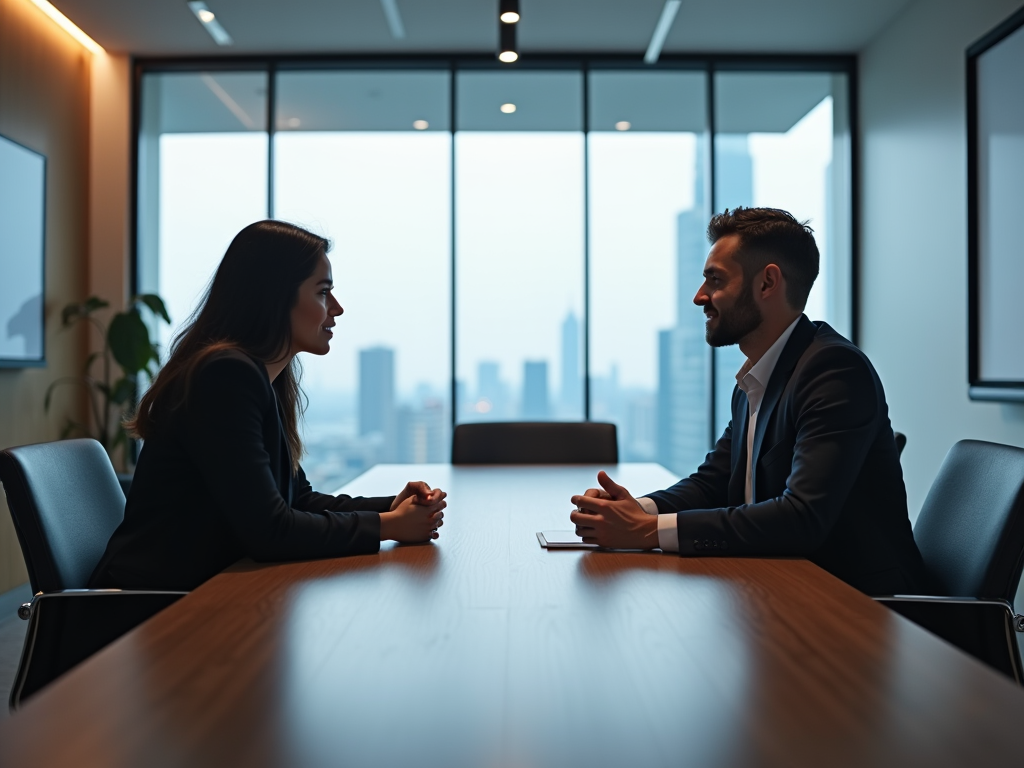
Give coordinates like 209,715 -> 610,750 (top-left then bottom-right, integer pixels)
859,0 -> 1024,522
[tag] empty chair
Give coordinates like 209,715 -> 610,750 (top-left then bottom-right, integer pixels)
874,439 -> 1024,682
452,422 -> 618,465
0,438 -> 185,709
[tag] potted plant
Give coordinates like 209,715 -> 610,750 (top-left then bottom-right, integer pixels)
45,294 -> 170,487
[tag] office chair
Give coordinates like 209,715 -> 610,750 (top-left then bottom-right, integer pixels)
0,439 -> 186,710
874,439 -> 1024,683
452,422 -> 618,465
894,431 -> 907,457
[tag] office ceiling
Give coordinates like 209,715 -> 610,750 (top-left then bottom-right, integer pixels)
52,0 -> 914,57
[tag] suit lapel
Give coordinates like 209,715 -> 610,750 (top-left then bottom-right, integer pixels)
729,386 -> 749,504
749,315 -> 817,500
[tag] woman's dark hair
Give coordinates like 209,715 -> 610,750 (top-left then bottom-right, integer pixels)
127,220 -> 330,469
707,207 -> 819,310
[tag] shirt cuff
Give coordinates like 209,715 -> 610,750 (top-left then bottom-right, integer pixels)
639,496 -> 679,553
638,496 -> 659,515
656,513 -> 679,553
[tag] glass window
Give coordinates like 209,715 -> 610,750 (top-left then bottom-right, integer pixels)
136,62 -> 856,479
273,71 -> 452,490
454,71 -> 585,423
136,71 -> 269,358
712,72 -> 852,437
587,70 -> 709,472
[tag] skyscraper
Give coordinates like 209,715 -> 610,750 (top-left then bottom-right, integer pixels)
475,360 -> 508,419
657,137 -> 754,475
560,311 -> 582,418
521,361 -> 549,420
359,346 -> 396,460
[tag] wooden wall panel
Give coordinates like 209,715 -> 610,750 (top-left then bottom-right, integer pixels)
0,0 -> 93,594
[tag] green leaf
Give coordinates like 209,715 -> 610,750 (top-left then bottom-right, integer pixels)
109,377 -> 136,406
61,297 -> 109,326
135,294 -> 171,324
108,309 -> 154,375
84,351 -> 101,375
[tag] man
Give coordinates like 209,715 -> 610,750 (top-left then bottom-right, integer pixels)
570,207 -> 930,596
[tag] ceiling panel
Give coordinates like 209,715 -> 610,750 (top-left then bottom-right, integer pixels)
52,0 -> 914,57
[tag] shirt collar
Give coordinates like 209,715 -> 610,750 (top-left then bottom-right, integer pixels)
736,315 -> 803,393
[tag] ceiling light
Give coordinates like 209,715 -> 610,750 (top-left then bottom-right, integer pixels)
615,121 -> 631,131
187,1 -> 233,46
28,0 -> 104,54
380,0 -> 406,40
498,18 -> 517,63
413,120 -> 429,130
500,0 -> 520,24
644,0 -> 681,64
500,103 -> 517,114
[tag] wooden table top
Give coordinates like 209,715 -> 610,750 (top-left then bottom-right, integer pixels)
2,463 -> 1024,767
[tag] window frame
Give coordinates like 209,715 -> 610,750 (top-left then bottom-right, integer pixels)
130,53 -> 859,454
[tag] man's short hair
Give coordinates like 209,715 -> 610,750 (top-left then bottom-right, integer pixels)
706,207 -> 820,311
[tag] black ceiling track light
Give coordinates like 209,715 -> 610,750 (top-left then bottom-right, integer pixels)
498,0 -> 519,62
499,0 -> 520,24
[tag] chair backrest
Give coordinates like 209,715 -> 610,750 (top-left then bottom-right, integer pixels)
913,439 -> 1024,599
452,422 -> 618,465
0,439 -> 125,593
894,431 -> 907,457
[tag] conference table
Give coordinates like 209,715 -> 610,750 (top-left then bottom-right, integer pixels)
2,463 -> 1024,767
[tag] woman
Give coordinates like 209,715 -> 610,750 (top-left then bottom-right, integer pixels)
90,220 -> 446,592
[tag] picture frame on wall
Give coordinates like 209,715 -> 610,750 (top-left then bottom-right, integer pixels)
967,5 -> 1024,402
0,131 -> 47,368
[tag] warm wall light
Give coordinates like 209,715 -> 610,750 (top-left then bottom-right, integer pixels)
500,103 -> 517,114
498,20 -> 517,63
615,121 -> 631,131
500,0 -> 520,24
28,0 -> 104,54
413,120 -> 429,130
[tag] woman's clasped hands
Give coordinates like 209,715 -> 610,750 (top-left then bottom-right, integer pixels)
379,481 -> 447,543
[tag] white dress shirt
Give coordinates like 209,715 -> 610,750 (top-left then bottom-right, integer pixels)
640,316 -> 802,552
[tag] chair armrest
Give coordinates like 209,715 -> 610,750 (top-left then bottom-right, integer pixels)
874,595 -> 1024,632
18,588 -> 189,619
873,595 -> 1024,683
11,589 -> 188,710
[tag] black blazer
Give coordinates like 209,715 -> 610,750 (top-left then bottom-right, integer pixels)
90,350 -> 393,592
647,316 -> 931,596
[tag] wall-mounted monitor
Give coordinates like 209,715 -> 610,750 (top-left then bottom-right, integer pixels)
968,6 -> 1024,402
0,133 -> 46,368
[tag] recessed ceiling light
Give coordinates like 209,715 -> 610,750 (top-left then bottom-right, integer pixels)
413,120 -> 429,130
500,103 -> 517,114
187,1 -> 233,46
286,117 -> 301,128
615,121 -> 631,131
500,11 -> 520,23
498,51 -> 518,63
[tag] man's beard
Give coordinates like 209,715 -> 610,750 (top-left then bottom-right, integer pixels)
705,280 -> 762,347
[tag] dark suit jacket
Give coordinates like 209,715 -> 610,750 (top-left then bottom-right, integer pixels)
647,315 -> 930,596
90,350 -> 393,592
